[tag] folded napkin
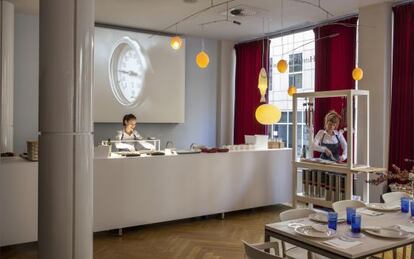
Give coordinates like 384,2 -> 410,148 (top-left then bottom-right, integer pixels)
324,238 -> 362,249
358,209 -> 383,216
396,225 -> 414,233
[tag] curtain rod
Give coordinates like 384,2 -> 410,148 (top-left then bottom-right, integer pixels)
237,13 -> 358,45
393,0 -> 414,7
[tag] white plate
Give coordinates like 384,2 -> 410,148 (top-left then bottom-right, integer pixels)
366,203 -> 400,212
295,225 -> 337,239
363,227 -> 409,239
309,213 -> 346,223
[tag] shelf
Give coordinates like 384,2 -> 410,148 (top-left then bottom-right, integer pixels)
294,161 -> 351,174
295,193 -> 333,208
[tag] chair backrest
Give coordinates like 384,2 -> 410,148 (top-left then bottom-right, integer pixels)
382,192 -> 410,203
279,208 -> 316,222
332,200 -> 365,213
243,241 -> 282,259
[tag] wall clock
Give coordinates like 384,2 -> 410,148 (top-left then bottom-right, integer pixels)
109,36 -> 148,107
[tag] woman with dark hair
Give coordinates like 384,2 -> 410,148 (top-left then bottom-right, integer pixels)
115,114 -> 144,141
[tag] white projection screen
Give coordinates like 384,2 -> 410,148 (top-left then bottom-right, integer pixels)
94,26 -> 185,123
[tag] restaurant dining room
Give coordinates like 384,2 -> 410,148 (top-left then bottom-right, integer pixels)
1,0 -> 414,258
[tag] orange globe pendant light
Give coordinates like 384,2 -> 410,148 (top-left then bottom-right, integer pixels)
196,51 -> 209,69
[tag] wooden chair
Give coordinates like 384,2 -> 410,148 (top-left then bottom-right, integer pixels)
242,240 -> 282,259
332,200 -> 365,214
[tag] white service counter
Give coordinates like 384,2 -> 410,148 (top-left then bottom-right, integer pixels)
94,148 -> 292,232
1,148 -> 292,246
0,157 -> 38,246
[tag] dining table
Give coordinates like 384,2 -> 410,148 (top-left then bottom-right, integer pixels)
265,208 -> 414,259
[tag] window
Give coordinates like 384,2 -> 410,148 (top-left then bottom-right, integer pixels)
268,30 -> 315,156
289,53 -> 303,72
289,74 -> 302,89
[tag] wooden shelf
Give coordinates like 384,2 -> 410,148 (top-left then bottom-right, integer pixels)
294,161 -> 350,174
296,193 -> 333,208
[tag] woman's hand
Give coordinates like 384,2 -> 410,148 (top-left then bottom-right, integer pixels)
324,148 -> 333,157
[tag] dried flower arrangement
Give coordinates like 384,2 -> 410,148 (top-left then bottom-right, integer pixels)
366,165 -> 414,185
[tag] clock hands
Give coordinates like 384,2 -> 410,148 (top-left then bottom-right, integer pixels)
118,69 -> 139,77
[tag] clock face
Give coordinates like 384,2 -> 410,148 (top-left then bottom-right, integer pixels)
109,37 -> 148,107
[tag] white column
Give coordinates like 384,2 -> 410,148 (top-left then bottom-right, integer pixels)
356,2 -> 392,202
0,1 -> 14,153
38,0 -> 94,258
216,40 -> 235,146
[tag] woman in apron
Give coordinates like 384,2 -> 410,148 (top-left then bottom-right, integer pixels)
115,114 -> 144,151
312,110 -> 347,162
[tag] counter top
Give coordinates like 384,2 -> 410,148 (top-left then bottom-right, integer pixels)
95,148 -> 291,160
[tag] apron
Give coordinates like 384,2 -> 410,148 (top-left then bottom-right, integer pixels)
120,132 -> 138,140
320,133 -> 340,161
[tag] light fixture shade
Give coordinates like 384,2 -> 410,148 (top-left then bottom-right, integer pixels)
258,67 -> 268,102
255,104 -> 282,125
288,85 -> 297,96
352,67 -> 364,81
276,59 -> 288,73
170,36 -> 183,50
196,51 -> 209,68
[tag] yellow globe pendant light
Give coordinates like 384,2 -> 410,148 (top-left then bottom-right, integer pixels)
196,50 -> 209,69
258,67 -> 268,102
255,104 -> 282,125
288,85 -> 297,96
170,36 -> 183,50
352,67 -> 364,81
276,59 -> 288,73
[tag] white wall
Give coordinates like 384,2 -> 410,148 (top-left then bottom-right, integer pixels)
356,2 -> 392,202
94,37 -> 221,149
12,12 -> 234,152
13,14 -> 39,154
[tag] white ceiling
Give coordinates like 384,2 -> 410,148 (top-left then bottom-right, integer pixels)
8,0 -> 397,41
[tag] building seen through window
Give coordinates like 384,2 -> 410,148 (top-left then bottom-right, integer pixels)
268,30 -> 315,157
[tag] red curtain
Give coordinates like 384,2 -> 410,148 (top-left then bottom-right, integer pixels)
234,39 -> 269,144
389,3 -> 414,171
313,17 -> 358,132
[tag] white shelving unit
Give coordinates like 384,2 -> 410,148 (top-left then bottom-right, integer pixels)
291,90 -> 386,208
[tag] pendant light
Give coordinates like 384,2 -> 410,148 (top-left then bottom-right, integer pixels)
255,104 -> 282,125
170,24 -> 183,50
258,68 -> 268,102
276,0 -> 288,74
352,66 -> 363,81
255,21 -> 282,125
196,26 -> 209,69
288,85 -> 297,96
257,20 -> 269,102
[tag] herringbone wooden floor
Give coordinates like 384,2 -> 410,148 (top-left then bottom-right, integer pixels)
0,205 -> 288,259
0,204 -> 411,259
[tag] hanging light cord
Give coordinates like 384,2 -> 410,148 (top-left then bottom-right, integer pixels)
287,0 -> 334,17
150,0 -> 236,38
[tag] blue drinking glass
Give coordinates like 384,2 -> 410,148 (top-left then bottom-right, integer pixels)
351,214 -> 361,234
410,201 -> 414,217
346,207 -> 356,225
401,197 -> 410,213
327,212 -> 338,230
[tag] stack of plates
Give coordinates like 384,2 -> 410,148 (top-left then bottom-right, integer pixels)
27,141 -> 38,161
366,203 -> 400,212
363,226 -> 409,239
309,213 -> 346,223
294,225 -> 337,238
